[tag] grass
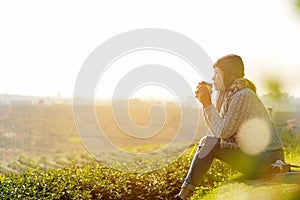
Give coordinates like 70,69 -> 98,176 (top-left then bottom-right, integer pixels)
195,182 -> 300,200
192,170 -> 300,200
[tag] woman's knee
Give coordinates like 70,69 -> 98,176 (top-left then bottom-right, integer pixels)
199,136 -> 219,146
197,136 -> 219,159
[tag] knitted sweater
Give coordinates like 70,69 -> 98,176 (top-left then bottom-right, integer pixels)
203,83 -> 283,152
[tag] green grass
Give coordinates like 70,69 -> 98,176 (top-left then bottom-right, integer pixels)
194,182 -> 300,200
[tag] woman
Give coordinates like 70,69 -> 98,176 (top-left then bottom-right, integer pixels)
176,54 -> 286,199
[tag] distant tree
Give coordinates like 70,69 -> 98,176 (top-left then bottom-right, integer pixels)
296,0 -> 300,13
261,78 -> 296,111
265,78 -> 283,99
296,0 -> 300,8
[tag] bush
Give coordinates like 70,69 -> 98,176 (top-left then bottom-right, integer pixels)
0,153 -> 232,199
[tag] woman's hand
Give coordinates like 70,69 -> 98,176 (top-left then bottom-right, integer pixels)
195,82 -> 212,107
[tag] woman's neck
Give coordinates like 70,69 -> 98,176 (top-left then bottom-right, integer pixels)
224,78 -> 237,91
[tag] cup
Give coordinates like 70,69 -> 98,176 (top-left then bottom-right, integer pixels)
195,82 -> 213,99
204,82 -> 213,93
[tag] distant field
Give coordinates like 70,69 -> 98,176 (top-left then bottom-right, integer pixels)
0,103 -> 299,173
0,102 -> 205,173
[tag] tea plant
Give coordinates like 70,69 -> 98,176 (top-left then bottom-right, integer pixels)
0,153 -> 232,199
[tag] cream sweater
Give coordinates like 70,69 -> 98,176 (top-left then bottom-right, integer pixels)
203,88 -> 283,151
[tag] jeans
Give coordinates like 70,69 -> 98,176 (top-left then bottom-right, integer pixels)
182,136 -> 285,191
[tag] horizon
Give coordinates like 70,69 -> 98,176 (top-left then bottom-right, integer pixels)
1,90 -> 300,100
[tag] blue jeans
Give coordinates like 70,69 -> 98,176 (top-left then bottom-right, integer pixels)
182,136 -> 284,191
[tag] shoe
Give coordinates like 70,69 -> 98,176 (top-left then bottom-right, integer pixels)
172,194 -> 183,199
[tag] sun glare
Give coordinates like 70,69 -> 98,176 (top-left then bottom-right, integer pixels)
237,118 -> 271,155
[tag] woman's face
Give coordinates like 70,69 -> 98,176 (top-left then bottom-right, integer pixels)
212,67 -> 225,91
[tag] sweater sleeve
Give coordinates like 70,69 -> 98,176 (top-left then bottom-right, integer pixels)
203,89 -> 255,139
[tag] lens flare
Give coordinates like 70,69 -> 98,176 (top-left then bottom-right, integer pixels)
73,28 -> 213,172
237,118 -> 271,155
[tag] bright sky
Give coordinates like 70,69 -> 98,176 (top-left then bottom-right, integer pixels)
0,0 -> 300,99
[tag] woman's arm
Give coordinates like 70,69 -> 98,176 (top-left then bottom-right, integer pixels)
203,89 -> 258,139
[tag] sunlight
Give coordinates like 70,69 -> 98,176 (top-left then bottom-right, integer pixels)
215,183 -> 274,200
216,184 -> 249,200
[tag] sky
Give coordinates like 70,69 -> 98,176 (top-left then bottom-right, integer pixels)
0,0 -> 300,100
